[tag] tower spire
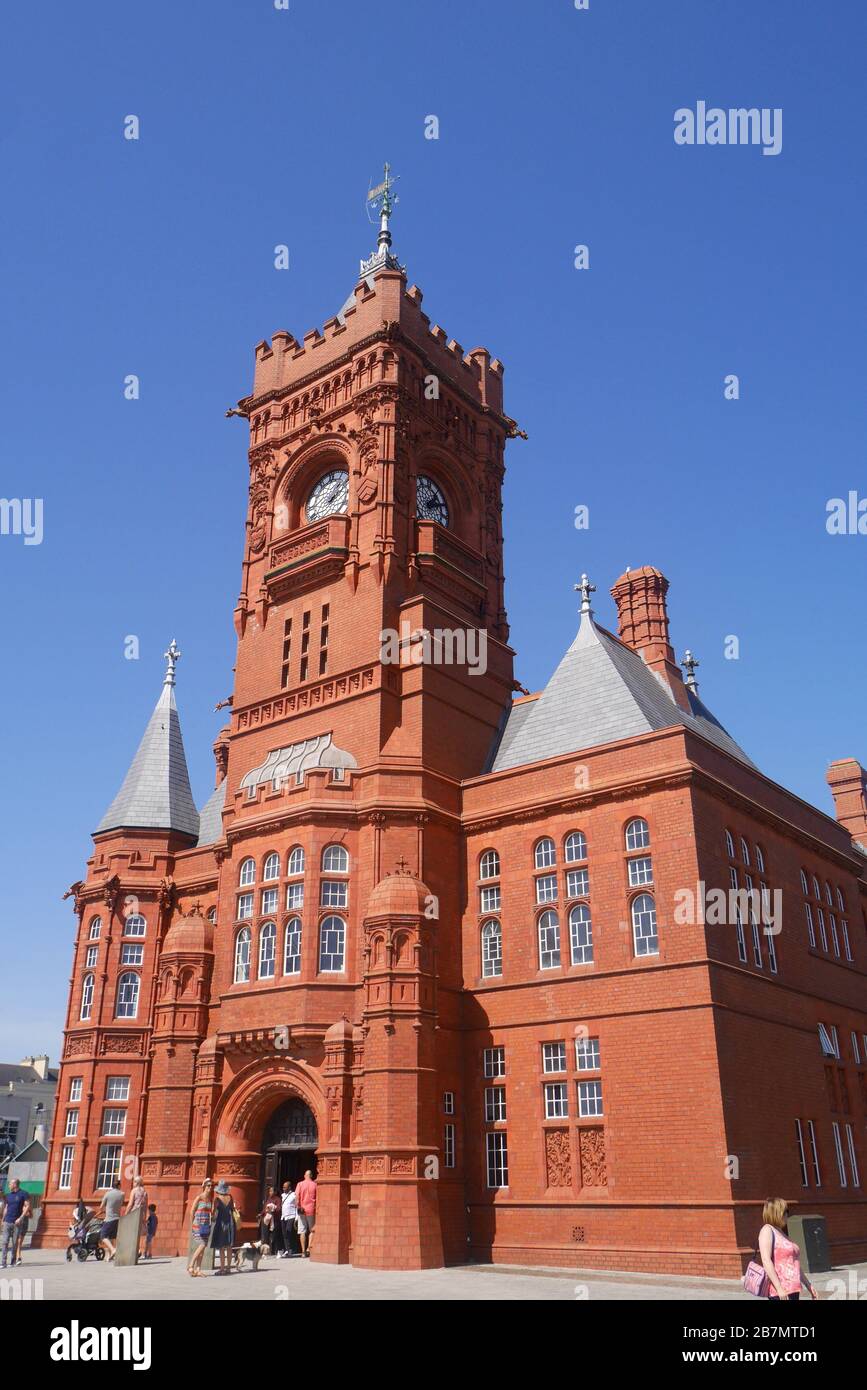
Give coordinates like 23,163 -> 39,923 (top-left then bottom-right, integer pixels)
164,638 -> 181,688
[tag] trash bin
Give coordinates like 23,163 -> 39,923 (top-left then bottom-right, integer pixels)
787,1214 -> 831,1274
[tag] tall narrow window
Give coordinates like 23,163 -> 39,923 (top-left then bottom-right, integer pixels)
832,1122 -> 847,1187
300,609 -> 310,681
485,1132 -> 508,1189
807,1121 -> 821,1185
538,910 -> 561,969
444,1123 -> 456,1169
259,922 -> 276,979
481,919 -> 502,978
845,1125 -> 860,1187
280,617 -> 292,689
795,1120 -> 809,1187
725,830 -> 735,859
319,603 -> 329,676
239,858 -> 256,887
804,902 -> 816,948
841,919 -> 852,962
319,915 -> 346,972
287,845 -> 305,877
564,831 -> 587,863
631,893 -> 658,956
115,972 -> 140,1019
817,908 -> 828,952
263,852 -> 280,882
234,927 -> 251,983
284,918 -> 302,975
534,837 -> 556,869
59,1145 -> 74,1191
569,904 -> 593,965
89,916 -> 102,940
479,849 -> 500,880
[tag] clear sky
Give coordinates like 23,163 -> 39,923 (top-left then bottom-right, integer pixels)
1,0 -> 864,1062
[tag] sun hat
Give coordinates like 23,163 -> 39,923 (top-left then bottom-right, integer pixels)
216,1180 -> 230,1194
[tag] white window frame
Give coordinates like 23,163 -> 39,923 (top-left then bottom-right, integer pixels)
795,1119 -> 809,1187
239,857 -> 256,887
444,1122 -> 455,1169
123,914 -> 146,938
115,972 -> 140,1019
807,1120 -> 822,1186
237,893 -> 254,921
481,919 -> 502,979
234,926 -> 251,984
845,1124 -> 860,1187
832,1122 -> 847,1187
479,849 -> 500,881
805,902 -> 816,949
542,1042 -> 566,1074
320,880 -> 348,909
105,1076 -> 130,1102
534,837 -> 556,870
263,852 -> 280,882
544,1082 -> 568,1119
443,1091 -> 455,1115
80,973 -> 94,1021
287,846 -> 305,877
627,855 -> 653,887
625,817 -> 650,851
88,916 -> 102,940
485,1131 -> 508,1189
120,943 -> 143,967
69,1077 -> 83,1103
322,844 -> 349,873
535,874 -> 557,904
65,1110 -> 79,1138
261,887 -> 279,916
484,1085 -> 506,1123
538,910 -> 561,970
818,1022 -> 838,1059
258,922 -> 277,979
480,884 -> 501,913
318,915 -> 346,973
483,1046 -> 505,1079
284,917 -> 302,975
59,1144 -> 74,1191
575,1036 -> 601,1071
95,1144 -> 123,1189
101,1107 -> 127,1138
578,1080 -> 603,1118
569,903 -> 593,965
564,831 -> 587,864
286,881 -> 304,910
631,893 -> 658,957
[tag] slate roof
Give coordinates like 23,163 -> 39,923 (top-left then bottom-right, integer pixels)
0,1063 -> 56,1087
197,779 -> 227,847
489,609 -> 754,774
96,679 -> 200,838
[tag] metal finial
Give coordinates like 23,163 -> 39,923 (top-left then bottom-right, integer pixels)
681,650 -> 699,692
361,163 -> 405,276
163,639 -> 181,687
574,573 -> 596,617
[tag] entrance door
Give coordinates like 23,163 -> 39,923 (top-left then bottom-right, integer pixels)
260,1098 -> 318,1205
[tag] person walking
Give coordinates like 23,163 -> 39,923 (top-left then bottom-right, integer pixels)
96,1180 -> 124,1261
0,1181 -> 31,1268
144,1204 -> 158,1259
259,1186 -> 280,1255
757,1198 -> 819,1301
211,1180 -> 237,1275
187,1178 -> 214,1277
294,1169 -> 317,1259
125,1174 -> 149,1262
280,1181 -> 298,1258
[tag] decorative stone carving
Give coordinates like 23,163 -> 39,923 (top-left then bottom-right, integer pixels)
390,1157 -> 414,1174
545,1129 -> 572,1188
100,1033 -> 145,1055
578,1127 -> 607,1187
350,1157 -> 364,1176
65,1034 -> 93,1057
365,1155 -> 386,1174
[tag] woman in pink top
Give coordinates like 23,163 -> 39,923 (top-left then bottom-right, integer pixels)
758,1198 -> 818,1301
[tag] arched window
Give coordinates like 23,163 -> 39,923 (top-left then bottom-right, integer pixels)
725,830 -> 735,859
284,918 -> 302,975
564,831 -> 587,864
631,893 -> 658,957
122,914 -> 146,938
239,857 -> 256,887
811,875 -> 821,900
319,915 -> 346,973
800,870 -> 809,896
115,972 -> 140,1019
479,849 -> 500,881
625,818 -> 650,851
740,838 -> 750,866
837,887 -> 845,913
88,916 -> 102,940
259,922 -> 276,979
569,904 -> 593,965
322,844 -> 349,873
538,910 -> 561,969
234,927 -> 251,983
207,906 -> 217,924
263,852 -> 280,882
534,838 -> 556,870
481,919 -> 502,978
825,883 -> 834,906
80,974 -> 94,1021
755,845 -> 765,874
287,846 -> 305,877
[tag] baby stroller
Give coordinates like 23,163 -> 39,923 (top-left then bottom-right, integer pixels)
66,1213 -> 105,1262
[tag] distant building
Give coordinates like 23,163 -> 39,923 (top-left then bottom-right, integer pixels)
0,1055 -> 57,1195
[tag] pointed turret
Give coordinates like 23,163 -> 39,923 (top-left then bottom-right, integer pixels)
95,640 -> 199,839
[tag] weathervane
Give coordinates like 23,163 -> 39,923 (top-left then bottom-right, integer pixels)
163,638 -> 181,687
574,573 -> 596,617
361,162 -> 405,276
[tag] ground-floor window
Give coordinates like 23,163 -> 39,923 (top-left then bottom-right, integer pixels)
95,1144 -> 123,1188
59,1144 -> 74,1190
486,1131 -> 508,1188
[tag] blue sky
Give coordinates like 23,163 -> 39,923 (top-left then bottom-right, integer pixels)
1,0 -> 864,1061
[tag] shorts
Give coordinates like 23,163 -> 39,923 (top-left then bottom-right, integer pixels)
100,1219 -> 119,1240
296,1212 -> 315,1234
15,1219 -> 29,1237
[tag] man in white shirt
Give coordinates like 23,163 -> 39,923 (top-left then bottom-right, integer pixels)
280,1182 -> 298,1258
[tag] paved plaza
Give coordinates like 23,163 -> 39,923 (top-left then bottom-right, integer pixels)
7,1249 -> 866,1301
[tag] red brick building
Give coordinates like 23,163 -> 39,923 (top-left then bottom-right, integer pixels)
40,215 -> 867,1273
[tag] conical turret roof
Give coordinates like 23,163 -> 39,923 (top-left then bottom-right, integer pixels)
95,641 -> 199,839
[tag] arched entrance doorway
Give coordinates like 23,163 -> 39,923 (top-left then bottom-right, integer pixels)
260,1097 -> 318,1198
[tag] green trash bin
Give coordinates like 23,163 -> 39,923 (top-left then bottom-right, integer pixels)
787,1214 -> 830,1274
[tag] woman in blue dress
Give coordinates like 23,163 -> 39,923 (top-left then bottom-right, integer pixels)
211,1181 -> 237,1275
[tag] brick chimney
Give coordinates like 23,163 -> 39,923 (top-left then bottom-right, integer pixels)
610,566 -> 690,711
827,759 -> 867,839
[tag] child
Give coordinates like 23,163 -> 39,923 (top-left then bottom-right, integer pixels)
144,1204 -> 158,1259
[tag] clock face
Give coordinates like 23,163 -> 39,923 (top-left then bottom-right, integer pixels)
305,469 -> 349,523
416,474 -> 449,528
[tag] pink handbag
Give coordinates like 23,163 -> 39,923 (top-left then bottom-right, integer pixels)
742,1229 -> 774,1297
